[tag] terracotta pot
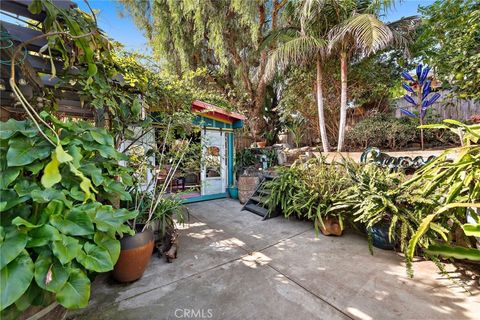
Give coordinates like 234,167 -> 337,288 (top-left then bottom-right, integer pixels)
113,229 -> 154,282
318,216 -> 343,236
256,141 -> 267,148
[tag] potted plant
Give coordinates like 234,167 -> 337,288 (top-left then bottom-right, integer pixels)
113,121 -> 191,282
332,161 -> 411,250
113,193 -> 185,282
265,158 -> 350,236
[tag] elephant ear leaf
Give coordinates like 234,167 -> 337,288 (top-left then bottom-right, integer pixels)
94,232 -> 120,264
34,252 -> 69,293
0,250 -> 34,311
68,164 -> 97,201
76,242 -> 113,273
41,152 -> 62,188
0,227 -> 28,269
55,144 -> 73,163
55,268 -> 90,309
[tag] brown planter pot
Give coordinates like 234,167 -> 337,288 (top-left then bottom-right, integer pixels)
317,216 -> 343,236
113,229 -> 154,283
256,141 -> 267,148
238,175 -> 260,204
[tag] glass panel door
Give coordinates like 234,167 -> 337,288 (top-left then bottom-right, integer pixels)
201,130 -> 226,195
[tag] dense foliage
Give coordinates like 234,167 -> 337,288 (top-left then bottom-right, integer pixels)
265,158 -> 351,234
120,0 -> 291,136
404,120 -> 480,266
417,0 -> 480,100
0,117 -> 137,315
266,121 -> 479,277
346,113 -> 457,150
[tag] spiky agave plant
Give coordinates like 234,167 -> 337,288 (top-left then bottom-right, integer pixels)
400,64 -> 441,150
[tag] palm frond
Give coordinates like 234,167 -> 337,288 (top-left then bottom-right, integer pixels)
387,16 -> 421,58
260,27 -> 301,51
265,35 -> 327,79
301,0 -> 328,31
329,13 -> 395,55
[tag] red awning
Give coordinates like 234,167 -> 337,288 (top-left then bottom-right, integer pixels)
192,100 -> 246,123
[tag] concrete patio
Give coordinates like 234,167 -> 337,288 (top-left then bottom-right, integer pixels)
70,199 -> 479,320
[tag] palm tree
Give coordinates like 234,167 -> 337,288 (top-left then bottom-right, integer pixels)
328,0 -> 409,151
265,1 -> 333,152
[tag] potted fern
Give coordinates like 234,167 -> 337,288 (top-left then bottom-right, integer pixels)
332,161 -> 410,251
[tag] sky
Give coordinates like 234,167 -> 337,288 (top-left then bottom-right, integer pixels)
2,0 -> 437,53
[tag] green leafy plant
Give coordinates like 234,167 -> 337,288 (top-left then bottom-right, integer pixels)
236,149 -> 256,174
265,158 -> 350,235
404,120 -> 480,271
331,162 -> 421,255
286,113 -> 306,148
0,116 -> 137,316
346,113 -> 457,151
122,114 -> 195,234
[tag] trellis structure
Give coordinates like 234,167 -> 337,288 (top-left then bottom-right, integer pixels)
0,0 -> 93,121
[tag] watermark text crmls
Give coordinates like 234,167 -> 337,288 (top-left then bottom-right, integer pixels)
174,308 -> 214,319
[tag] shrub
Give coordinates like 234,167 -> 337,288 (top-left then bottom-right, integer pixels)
403,120 -> 480,274
346,113 -> 458,150
0,116 -> 137,316
347,114 -> 417,150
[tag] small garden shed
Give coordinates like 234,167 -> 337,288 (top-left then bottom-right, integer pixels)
185,100 -> 245,203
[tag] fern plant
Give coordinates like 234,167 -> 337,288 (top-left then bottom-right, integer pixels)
331,161 -> 421,256
264,158 -> 350,235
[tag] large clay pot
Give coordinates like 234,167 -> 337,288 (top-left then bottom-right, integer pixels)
238,175 -> 259,204
113,229 -> 154,282
256,141 -> 267,148
318,216 -> 343,236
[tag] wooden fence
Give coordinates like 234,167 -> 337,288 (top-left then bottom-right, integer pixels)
393,91 -> 479,120
234,133 -> 255,151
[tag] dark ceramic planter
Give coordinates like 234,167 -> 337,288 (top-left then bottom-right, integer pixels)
113,228 -> 154,283
370,223 -> 395,250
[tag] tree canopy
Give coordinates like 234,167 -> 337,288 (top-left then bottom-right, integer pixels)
417,0 -> 480,100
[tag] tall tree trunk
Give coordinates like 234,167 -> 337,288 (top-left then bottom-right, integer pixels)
251,49 -> 268,140
337,50 -> 348,152
316,56 -> 330,152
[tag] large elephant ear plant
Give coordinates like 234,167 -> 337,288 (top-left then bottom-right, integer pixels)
0,115 -> 138,317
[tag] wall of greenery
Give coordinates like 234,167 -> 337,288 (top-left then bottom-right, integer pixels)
0,116 -> 137,316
